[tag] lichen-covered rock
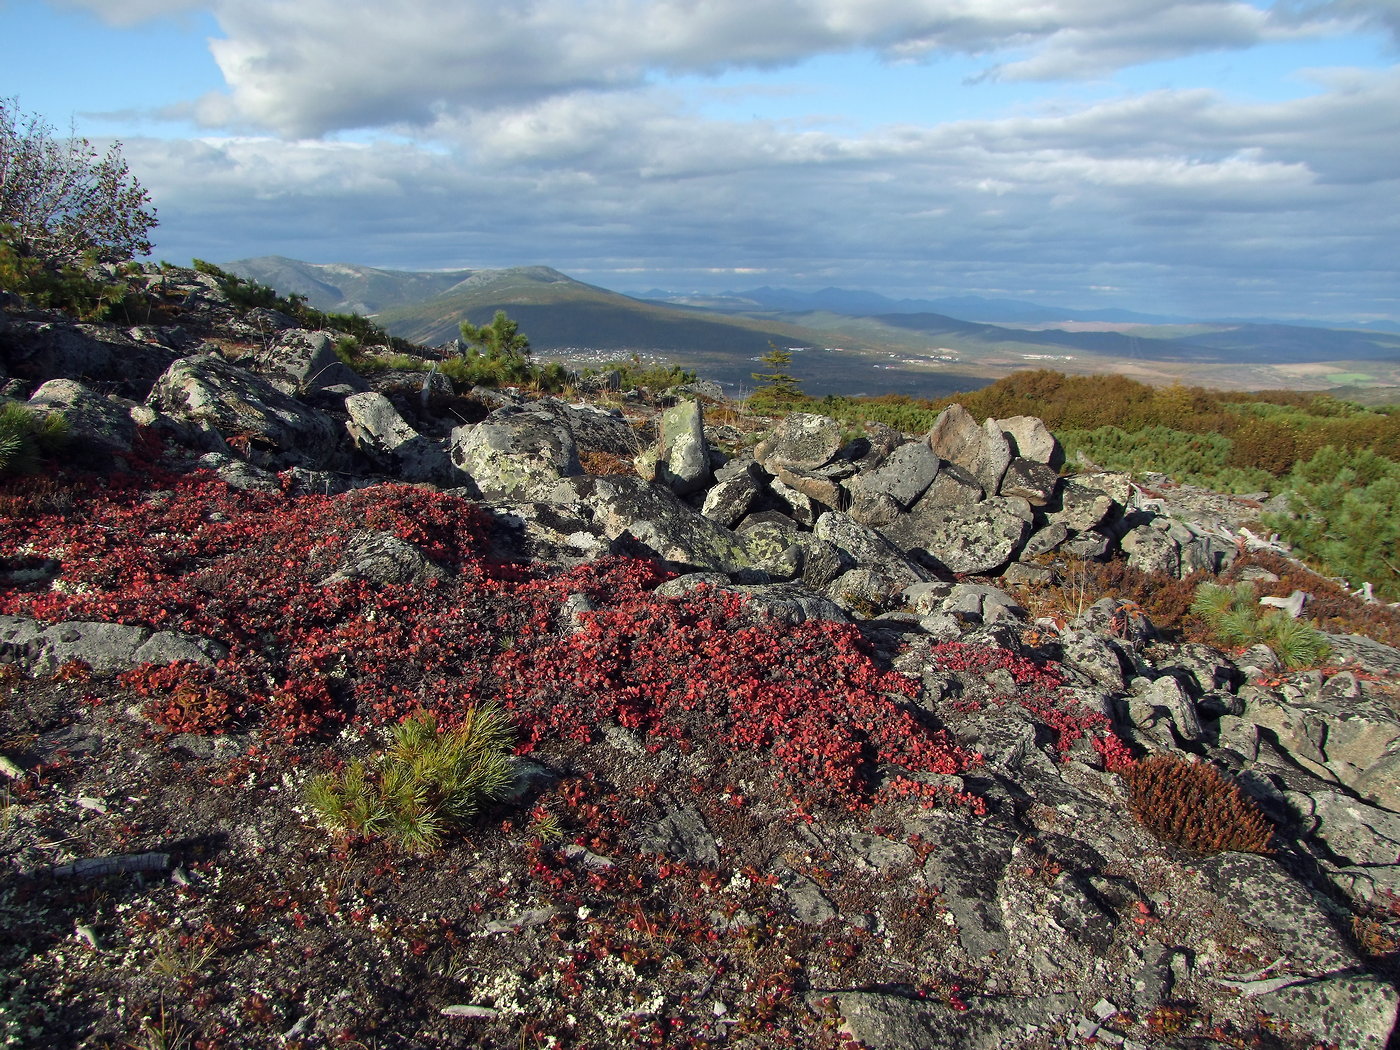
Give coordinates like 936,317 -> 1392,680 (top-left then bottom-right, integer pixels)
553,474 -> 754,574
997,415 -> 1064,468
814,511 -> 931,593
894,498 -> 1031,575
927,405 -> 1012,495
753,411 -> 843,471
148,352 -> 342,469
0,615 -> 227,677
344,391 -> 463,486
772,464 -> 843,511
451,406 -> 581,500
849,441 -> 940,509
1046,479 -> 1117,531
701,459 -> 765,527
1202,852 -> 1399,1050
26,379 -> 139,463
317,530 -> 449,587
1119,523 -> 1181,577
635,398 -> 709,495
1,320 -> 180,399
1241,681 -> 1400,810
999,458 -> 1059,506
249,329 -> 368,397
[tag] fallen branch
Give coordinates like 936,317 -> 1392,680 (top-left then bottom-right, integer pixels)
47,852 -> 171,879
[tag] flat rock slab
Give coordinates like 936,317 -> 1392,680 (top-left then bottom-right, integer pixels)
825,989 -> 1082,1050
0,615 -> 227,677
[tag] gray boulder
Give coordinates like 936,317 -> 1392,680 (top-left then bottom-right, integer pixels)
814,512 -> 931,594
148,352 -> 341,469
0,615 -> 227,677
927,405 -> 1012,495
1046,479 -> 1117,532
26,379 -> 139,462
1202,853 -> 1399,1050
249,329 -> 367,397
753,411 -> 843,471
998,458 -> 1059,506
701,459 -> 765,528
772,464 -> 844,512
553,475 -> 754,574
768,474 -> 823,526
635,398 -> 709,495
317,530 -> 449,587
1241,680 -> 1400,811
894,498 -> 1031,576
997,415 -> 1064,468
1119,523 -> 1181,577
848,441 -> 940,509
0,320 -> 180,399
345,391 -> 463,486
451,406 -> 581,500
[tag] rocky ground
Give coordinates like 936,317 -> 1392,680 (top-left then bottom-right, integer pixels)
1,266 -> 1399,1049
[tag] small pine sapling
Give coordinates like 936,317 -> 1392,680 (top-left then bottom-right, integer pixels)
306,706 -> 515,854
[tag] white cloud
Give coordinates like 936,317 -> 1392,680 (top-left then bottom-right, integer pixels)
57,0 -> 1355,135
118,64 -> 1398,317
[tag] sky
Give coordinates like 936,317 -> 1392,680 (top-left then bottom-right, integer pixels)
3,0 -> 1398,321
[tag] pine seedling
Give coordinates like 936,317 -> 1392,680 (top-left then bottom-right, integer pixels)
305,706 -> 515,854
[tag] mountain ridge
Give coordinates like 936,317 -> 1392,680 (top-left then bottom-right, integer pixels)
223,256 -> 1400,394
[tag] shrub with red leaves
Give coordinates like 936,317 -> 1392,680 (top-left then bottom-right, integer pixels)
0,469 -> 979,811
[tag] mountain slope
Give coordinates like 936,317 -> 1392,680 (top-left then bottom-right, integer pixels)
223,256 -> 1400,393
224,256 -> 477,315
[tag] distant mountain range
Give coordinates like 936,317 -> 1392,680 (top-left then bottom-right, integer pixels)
640,285 -> 1400,333
224,256 -> 1400,396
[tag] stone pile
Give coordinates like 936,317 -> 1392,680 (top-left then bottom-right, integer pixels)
4,265 -> 1399,1048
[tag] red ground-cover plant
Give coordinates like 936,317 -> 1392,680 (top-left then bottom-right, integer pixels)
497,580 -> 981,810
925,641 -> 1134,770
0,468 -> 980,810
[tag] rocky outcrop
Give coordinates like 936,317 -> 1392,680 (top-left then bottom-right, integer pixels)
0,615 -> 227,676
149,352 -> 342,469
451,406 -> 582,500
6,283 -> 1399,1050
0,320 -> 182,399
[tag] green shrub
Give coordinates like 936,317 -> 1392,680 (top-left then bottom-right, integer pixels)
585,356 -> 697,394
1190,581 -> 1331,668
1262,445 -> 1400,603
0,234 -> 147,322
0,403 -> 71,476
305,706 -> 515,854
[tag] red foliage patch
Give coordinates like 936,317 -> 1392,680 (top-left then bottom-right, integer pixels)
925,641 -> 1133,770
1,470 -> 981,811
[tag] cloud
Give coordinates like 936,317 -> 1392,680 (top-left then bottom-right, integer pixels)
52,0 -> 204,27
58,0 -> 1359,136
120,64 -> 1399,318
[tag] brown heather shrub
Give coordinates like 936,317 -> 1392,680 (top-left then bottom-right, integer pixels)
579,450 -> 635,476
1016,555 -> 1206,641
1123,754 -> 1274,855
